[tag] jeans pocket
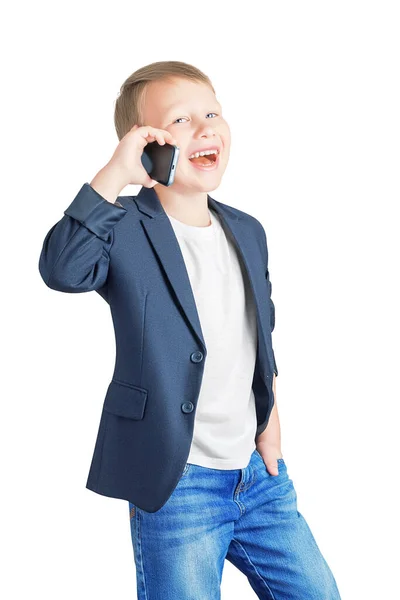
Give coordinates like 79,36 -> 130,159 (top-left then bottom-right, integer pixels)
255,449 -> 285,463
254,450 -> 286,473
129,501 -> 136,520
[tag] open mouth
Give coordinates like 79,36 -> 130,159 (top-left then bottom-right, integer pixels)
188,152 -> 219,167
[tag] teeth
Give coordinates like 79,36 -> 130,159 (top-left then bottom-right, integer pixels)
189,149 -> 219,159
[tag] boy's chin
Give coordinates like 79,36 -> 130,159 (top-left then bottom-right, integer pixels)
177,173 -> 224,192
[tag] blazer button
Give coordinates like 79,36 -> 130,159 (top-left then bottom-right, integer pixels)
190,351 -> 203,363
181,402 -> 194,413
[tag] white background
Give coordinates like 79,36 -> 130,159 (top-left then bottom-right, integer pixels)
2,1 -> 399,598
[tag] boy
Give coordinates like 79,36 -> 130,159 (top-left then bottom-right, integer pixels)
39,61 -> 342,599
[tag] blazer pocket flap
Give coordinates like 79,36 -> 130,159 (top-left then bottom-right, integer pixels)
103,380 -> 148,420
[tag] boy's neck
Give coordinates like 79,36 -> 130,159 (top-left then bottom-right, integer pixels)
154,185 -> 211,227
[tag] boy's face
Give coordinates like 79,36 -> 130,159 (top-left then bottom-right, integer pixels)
140,77 -> 231,193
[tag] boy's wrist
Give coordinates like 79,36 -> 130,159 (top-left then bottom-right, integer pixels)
90,162 -> 128,204
256,440 -> 283,459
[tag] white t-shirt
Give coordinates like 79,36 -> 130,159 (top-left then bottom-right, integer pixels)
166,206 -> 258,469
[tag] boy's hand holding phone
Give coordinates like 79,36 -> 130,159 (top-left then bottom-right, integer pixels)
90,124 -> 179,204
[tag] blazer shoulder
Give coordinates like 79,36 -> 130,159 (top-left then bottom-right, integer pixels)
227,203 -> 266,237
215,199 -> 263,229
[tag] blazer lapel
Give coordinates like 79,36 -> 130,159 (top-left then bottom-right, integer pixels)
133,186 -> 273,379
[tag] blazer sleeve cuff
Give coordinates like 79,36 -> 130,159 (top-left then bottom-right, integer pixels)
64,182 -> 128,241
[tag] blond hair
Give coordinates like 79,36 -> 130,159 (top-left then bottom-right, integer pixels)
114,60 -> 216,141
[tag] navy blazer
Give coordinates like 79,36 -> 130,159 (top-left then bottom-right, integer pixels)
38,182 -> 278,513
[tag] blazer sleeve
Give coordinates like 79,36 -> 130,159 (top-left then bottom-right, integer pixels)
258,222 -> 278,377
38,182 -> 128,293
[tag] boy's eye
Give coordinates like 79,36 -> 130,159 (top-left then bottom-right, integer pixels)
173,113 -> 218,124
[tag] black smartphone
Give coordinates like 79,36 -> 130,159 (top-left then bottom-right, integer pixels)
141,141 -> 180,187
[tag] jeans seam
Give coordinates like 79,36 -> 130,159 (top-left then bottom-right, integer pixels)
136,510 -> 149,600
231,537 -> 277,600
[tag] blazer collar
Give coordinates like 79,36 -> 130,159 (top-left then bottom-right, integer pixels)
131,184 -> 240,223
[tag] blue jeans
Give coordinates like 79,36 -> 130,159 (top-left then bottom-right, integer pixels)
128,449 -> 342,599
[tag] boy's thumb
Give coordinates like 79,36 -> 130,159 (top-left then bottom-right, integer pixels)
144,176 -> 157,188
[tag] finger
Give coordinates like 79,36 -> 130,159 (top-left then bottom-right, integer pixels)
267,462 -> 279,476
155,131 -> 175,146
142,127 -> 178,146
144,175 -> 157,188
140,126 -> 156,139
149,128 -> 176,145
165,132 -> 179,146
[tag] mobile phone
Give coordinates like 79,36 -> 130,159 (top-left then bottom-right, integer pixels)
141,141 -> 180,187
